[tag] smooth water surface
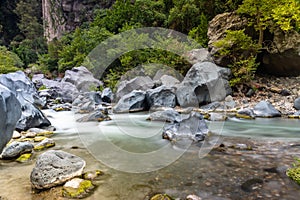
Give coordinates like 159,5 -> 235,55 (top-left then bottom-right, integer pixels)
1,110 -> 300,200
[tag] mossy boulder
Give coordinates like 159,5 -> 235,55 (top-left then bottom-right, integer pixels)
62,178 -> 94,198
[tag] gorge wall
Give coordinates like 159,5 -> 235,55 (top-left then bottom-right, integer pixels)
42,0 -> 115,42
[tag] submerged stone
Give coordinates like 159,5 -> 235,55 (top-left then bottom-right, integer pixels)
62,178 -> 94,198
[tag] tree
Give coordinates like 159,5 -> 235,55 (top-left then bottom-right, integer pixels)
11,0 -> 46,66
238,0 -> 300,45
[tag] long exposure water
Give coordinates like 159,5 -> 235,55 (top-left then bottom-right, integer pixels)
1,110 -> 300,199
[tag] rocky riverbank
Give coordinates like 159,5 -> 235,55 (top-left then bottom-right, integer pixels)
1,49 -> 300,199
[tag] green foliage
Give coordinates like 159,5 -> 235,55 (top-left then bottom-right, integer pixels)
238,0 -> 300,44
0,46 -> 23,74
188,13 -> 209,47
287,158 -> 300,185
10,0 -> 46,66
58,27 -> 113,72
213,30 -> 260,86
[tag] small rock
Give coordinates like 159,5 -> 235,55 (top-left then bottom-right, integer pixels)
246,89 -> 255,97
12,131 -> 21,139
22,131 -> 37,138
101,88 -> 114,103
280,89 -> 291,96
1,141 -> 33,159
77,110 -> 111,122
236,108 -> 255,119
253,101 -> 281,117
16,153 -> 32,162
150,193 -> 172,200
186,194 -> 202,200
209,113 -> 227,121
27,128 -> 54,137
241,178 -> 263,192
34,138 -> 55,151
30,150 -> 86,189
83,170 -> 103,180
62,178 -> 94,198
33,136 -> 47,142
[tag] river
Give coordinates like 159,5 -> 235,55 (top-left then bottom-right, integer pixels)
1,110 -> 300,199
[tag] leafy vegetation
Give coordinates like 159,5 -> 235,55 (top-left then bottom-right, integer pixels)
0,46 -> 24,74
286,158 -> 300,185
213,30 -> 260,86
0,0 -> 299,87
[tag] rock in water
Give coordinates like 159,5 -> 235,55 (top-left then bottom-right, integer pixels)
101,88 -> 114,103
162,112 -> 209,142
30,150 -> 86,189
113,90 -> 147,113
62,66 -> 102,92
253,101 -> 281,117
77,110 -> 111,122
0,85 -> 22,153
15,93 -> 51,131
1,141 -> 33,159
146,86 -> 177,109
148,109 -> 182,123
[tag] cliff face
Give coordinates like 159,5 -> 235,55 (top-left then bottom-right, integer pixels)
42,0 -> 115,42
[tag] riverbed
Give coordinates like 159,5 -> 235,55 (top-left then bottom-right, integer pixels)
1,110 -> 300,199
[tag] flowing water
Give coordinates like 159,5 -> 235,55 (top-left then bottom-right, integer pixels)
1,110 -> 300,200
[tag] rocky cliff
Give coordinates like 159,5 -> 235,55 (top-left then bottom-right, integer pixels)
208,12 -> 300,76
42,0 -> 115,42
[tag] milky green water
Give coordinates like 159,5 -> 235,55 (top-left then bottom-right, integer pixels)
1,110 -> 300,200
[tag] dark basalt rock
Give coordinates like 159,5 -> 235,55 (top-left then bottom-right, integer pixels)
113,90 -> 148,113
162,112 -> 209,142
0,84 -> 21,153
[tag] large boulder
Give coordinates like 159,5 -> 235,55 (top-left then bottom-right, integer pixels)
72,92 -> 102,113
0,71 -> 51,130
30,150 -> 86,189
101,88 -> 114,103
115,76 -> 154,101
176,62 -> 231,107
261,29 -> 300,76
147,109 -> 182,123
37,78 -> 79,103
294,97 -> 300,110
184,48 -> 214,65
207,12 -> 248,66
15,91 -> 51,131
146,86 -> 177,109
0,85 -> 22,153
154,75 -> 180,87
62,66 -> 102,92
162,112 -> 209,142
0,71 -> 45,106
113,90 -> 148,113
253,101 -> 281,118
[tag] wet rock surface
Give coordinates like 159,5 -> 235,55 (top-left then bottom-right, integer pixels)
1,141 -> 33,159
162,112 -> 209,142
113,90 -> 147,113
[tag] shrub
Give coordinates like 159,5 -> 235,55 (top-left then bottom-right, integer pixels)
0,46 -> 23,74
213,30 -> 260,86
287,158 -> 300,185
